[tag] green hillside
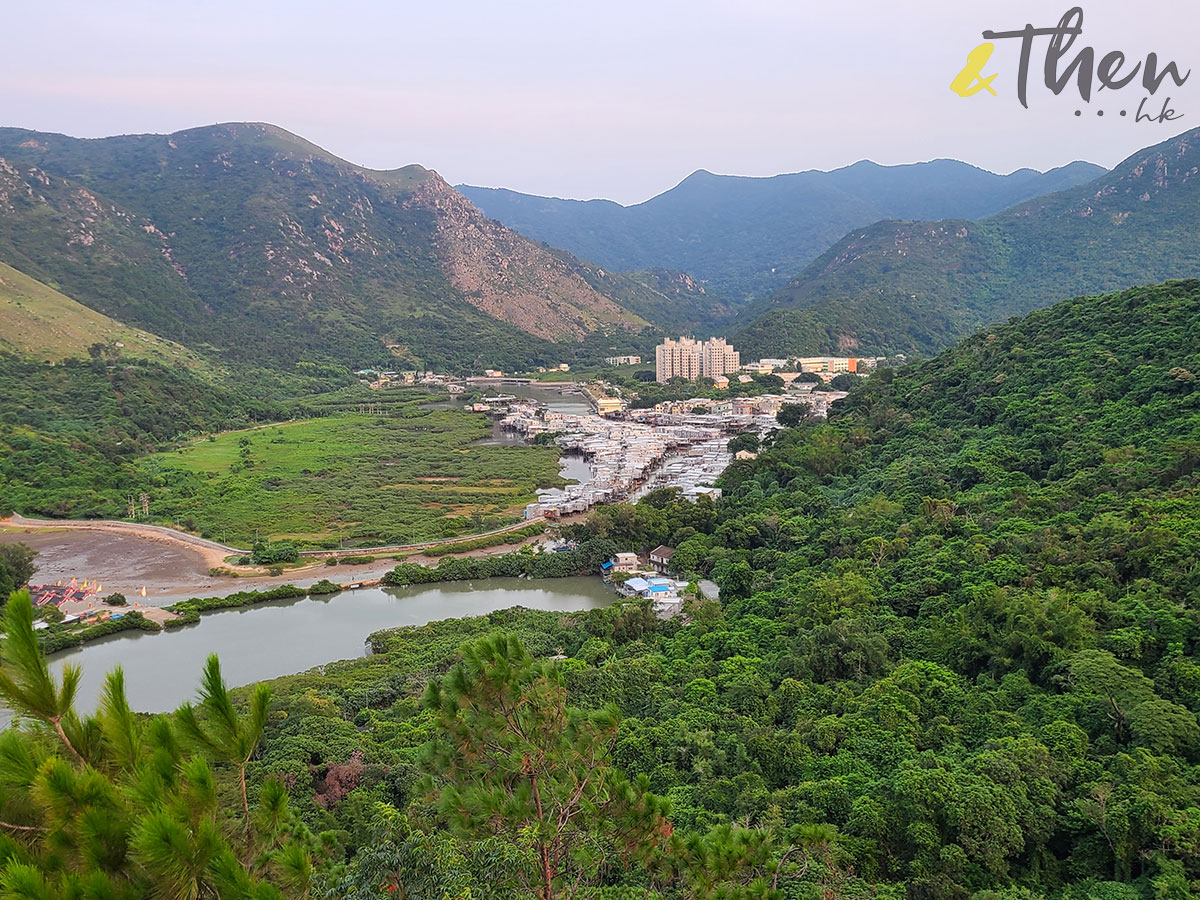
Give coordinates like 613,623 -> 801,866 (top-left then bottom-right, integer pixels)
0,124 -> 675,371
0,261 -> 205,367
735,127 -> 1200,358
460,158 -> 1105,301
0,353 -> 300,518
176,279 -> 1200,900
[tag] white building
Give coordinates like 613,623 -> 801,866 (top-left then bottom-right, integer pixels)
655,337 -> 740,383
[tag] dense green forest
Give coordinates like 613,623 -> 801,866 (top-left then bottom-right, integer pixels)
7,279 -> 1200,899
204,280 -> 1200,897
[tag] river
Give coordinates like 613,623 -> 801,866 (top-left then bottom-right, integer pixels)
45,576 -> 615,714
454,383 -> 594,492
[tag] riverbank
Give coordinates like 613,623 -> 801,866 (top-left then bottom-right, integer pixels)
30,537 -> 609,655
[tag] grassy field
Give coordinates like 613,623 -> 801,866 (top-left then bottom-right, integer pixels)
139,408 -> 564,548
0,262 -> 208,368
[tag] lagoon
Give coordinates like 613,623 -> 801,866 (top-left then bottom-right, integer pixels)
46,576 -> 615,714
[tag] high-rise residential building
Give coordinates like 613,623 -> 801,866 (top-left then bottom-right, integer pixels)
656,337 -> 700,382
655,337 -> 740,382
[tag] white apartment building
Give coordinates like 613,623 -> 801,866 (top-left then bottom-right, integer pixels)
656,337 -> 741,383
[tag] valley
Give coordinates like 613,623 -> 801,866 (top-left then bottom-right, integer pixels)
4,111 -> 1200,900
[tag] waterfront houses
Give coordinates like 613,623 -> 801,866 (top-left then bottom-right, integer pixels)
504,403 -> 734,518
499,381 -> 854,520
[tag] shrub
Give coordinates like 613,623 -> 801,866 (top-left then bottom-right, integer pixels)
384,547 -> 591,586
250,541 -> 299,565
40,610 -> 160,654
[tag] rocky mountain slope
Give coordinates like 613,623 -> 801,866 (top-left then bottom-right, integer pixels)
0,123 -> 673,369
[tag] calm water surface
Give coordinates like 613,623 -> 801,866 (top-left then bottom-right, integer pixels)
47,577 -> 614,713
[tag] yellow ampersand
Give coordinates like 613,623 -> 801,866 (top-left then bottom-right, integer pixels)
951,42 -> 998,97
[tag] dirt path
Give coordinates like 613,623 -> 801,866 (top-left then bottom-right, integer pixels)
0,515 -> 566,605
5,514 -> 239,567
3,513 -> 548,560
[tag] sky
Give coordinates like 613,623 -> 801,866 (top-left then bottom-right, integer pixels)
3,1 -> 1196,204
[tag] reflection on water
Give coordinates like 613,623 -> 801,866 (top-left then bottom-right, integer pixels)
46,577 -> 614,714
558,453 -> 591,484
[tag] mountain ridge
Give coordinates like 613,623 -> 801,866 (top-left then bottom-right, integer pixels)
733,125 -> 1200,358
458,157 -> 1106,300
0,123 -> 675,369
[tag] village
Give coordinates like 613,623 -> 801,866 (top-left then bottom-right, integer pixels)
492,381 -> 852,520
597,545 -> 718,621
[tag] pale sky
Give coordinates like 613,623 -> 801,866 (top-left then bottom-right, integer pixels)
3,1 -> 1196,204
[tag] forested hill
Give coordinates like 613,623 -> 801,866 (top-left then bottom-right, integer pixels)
202,279 -> 1200,900
459,158 -> 1104,301
735,126 -> 1200,358
0,123 -> 678,370
688,279 -> 1200,893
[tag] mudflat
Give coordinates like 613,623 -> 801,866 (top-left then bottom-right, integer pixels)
0,526 -> 214,603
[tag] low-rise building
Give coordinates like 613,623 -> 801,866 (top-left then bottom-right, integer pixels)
650,545 -> 676,574
595,396 -> 623,416
624,576 -> 651,595
611,552 -> 640,574
605,355 -> 642,366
